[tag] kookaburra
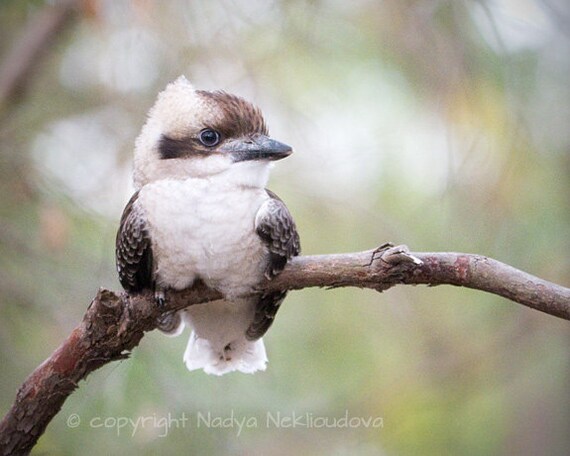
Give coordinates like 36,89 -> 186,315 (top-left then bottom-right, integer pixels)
115,76 -> 300,375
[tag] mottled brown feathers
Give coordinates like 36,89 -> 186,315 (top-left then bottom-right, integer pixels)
159,91 -> 268,160
256,189 -> 301,279
196,90 -> 268,138
246,189 -> 300,340
115,191 -> 153,292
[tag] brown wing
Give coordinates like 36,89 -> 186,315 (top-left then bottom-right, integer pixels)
246,190 -> 300,341
115,191 -> 153,293
255,189 -> 300,279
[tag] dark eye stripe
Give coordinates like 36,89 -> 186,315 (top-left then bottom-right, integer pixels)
158,135 -> 189,159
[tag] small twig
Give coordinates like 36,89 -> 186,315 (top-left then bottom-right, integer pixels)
0,247 -> 568,455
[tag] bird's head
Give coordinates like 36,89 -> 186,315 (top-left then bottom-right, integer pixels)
133,76 -> 292,189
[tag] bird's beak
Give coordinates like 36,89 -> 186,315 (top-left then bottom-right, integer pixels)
220,135 -> 293,162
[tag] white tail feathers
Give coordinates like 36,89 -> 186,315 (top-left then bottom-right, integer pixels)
183,332 -> 268,376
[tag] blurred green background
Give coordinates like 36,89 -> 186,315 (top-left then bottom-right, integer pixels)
1,0 -> 569,454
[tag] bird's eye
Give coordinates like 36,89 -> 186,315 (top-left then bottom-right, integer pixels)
198,129 -> 221,147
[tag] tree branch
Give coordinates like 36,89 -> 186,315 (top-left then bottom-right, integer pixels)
1,246 -> 568,454
0,0 -> 80,114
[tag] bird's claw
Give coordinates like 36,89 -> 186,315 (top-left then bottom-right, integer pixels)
156,311 -> 184,336
154,289 -> 166,309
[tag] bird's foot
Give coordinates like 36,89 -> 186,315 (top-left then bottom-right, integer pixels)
154,288 -> 166,309
156,311 -> 184,336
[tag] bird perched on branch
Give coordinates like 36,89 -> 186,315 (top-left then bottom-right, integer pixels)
115,76 -> 300,375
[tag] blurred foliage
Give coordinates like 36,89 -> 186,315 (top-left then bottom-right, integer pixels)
1,0 -> 569,454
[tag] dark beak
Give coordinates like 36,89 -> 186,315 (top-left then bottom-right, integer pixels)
220,135 -> 293,162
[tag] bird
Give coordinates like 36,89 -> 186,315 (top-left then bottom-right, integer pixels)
115,76 -> 300,376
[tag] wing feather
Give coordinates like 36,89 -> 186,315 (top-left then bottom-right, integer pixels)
115,191 -> 153,293
246,190 -> 300,340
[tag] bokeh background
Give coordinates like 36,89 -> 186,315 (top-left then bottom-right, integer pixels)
1,0 -> 569,454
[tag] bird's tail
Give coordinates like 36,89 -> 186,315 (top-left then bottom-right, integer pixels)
183,332 -> 268,376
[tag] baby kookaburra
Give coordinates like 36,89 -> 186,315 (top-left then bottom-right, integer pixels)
115,76 -> 299,375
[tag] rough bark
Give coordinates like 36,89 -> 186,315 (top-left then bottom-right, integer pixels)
0,246 -> 569,455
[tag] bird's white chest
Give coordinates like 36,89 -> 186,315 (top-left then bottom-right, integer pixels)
138,178 -> 267,295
